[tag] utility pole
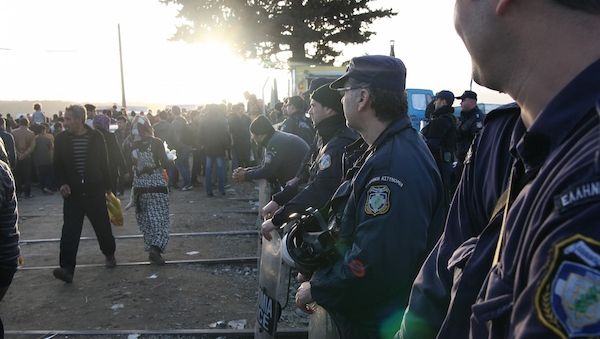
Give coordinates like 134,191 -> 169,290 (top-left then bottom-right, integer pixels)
118,24 -> 127,110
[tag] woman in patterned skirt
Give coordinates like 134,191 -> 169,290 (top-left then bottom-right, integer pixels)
127,116 -> 171,265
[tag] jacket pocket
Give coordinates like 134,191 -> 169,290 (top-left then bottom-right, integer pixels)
470,269 -> 514,339
447,237 -> 478,303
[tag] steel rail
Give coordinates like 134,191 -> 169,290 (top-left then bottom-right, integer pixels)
5,328 -> 308,338
20,230 -> 258,244
19,256 -> 259,271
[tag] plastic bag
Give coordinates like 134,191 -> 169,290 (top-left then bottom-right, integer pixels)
106,192 -> 124,226
164,141 -> 177,161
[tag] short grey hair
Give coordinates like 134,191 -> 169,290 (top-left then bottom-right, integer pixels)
65,105 -> 87,122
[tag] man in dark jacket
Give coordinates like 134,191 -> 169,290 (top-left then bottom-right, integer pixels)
455,90 -> 484,164
421,90 -> 458,202
199,104 -> 230,197
228,103 -> 252,169
53,104 -> 116,283
232,115 -> 309,191
294,55 -> 445,338
93,114 -> 127,195
260,83 -> 358,240
280,96 -> 316,146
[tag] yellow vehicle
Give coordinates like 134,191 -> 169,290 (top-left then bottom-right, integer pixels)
288,62 -> 346,96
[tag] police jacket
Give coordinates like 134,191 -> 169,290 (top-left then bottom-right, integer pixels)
54,125 -> 111,196
456,106 -> 484,163
310,117 -> 445,337
270,114 -> 358,227
245,130 -> 309,189
279,112 -> 315,146
469,59 -> 600,339
421,106 -> 458,163
397,103 -> 520,339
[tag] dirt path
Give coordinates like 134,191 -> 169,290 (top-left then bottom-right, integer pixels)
1,183 -> 309,338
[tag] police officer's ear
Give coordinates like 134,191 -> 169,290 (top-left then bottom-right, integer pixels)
358,88 -> 371,109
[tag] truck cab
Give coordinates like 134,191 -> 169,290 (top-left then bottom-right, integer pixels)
406,88 -> 434,130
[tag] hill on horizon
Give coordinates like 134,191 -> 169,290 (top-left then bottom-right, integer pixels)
0,100 -> 164,116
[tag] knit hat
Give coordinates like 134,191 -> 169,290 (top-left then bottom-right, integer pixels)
311,83 -> 343,114
92,114 -> 111,131
249,115 -> 275,135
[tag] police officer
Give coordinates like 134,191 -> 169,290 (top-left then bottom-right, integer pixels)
232,115 -> 310,191
443,0 -> 599,338
261,84 -> 358,240
455,90 -> 483,164
280,96 -> 316,146
397,103 -> 520,339
421,90 -> 458,202
294,55 -> 445,339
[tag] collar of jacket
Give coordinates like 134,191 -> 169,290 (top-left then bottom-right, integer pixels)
370,116 -> 413,151
259,129 -> 276,148
433,105 -> 455,118
460,106 -> 482,119
316,114 -> 346,144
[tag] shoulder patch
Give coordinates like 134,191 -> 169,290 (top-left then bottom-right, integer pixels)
264,151 -> 274,164
364,185 -> 390,216
318,153 -> 331,171
536,235 -> 600,338
554,180 -> 600,213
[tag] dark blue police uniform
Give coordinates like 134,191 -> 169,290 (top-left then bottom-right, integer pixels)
310,117 -> 445,339
470,59 -> 600,338
271,114 -> 358,227
245,130 -> 310,189
279,113 -> 316,147
398,103 -> 521,339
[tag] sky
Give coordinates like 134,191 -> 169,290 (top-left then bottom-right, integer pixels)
0,0 -> 512,108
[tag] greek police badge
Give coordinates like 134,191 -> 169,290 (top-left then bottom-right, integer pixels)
264,151 -> 274,164
536,235 -> 600,338
364,185 -> 390,216
318,154 -> 331,171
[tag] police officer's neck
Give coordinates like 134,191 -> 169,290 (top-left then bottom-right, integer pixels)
359,118 -> 393,147
501,14 -> 600,129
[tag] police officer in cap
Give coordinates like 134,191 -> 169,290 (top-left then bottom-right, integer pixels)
261,83 -> 358,240
456,0 -> 600,337
400,0 -> 600,338
398,103 -> 520,339
232,115 -> 309,191
294,55 -> 445,338
421,90 -> 458,202
280,96 -> 316,146
455,90 -> 483,164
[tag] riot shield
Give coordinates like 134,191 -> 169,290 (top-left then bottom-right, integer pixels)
255,179 -> 291,338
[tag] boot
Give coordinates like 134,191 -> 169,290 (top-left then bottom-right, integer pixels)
149,246 -> 165,266
53,267 -> 73,283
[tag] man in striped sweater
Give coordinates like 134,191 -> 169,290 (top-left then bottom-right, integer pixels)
53,105 -> 116,283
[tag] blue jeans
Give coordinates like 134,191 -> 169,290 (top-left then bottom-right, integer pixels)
175,147 -> 192,188
205,156 -> 225,195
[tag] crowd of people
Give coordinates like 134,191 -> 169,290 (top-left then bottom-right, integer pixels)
0,0 -> 599,338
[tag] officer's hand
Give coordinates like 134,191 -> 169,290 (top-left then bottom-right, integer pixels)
297,272 -> 312,283
232,168 -> 246,182
295,282 -> 315,314
59,184 -> 71,198
262,200 -> 280,219
285,177 -> 300,187
261,219 -> 277,241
